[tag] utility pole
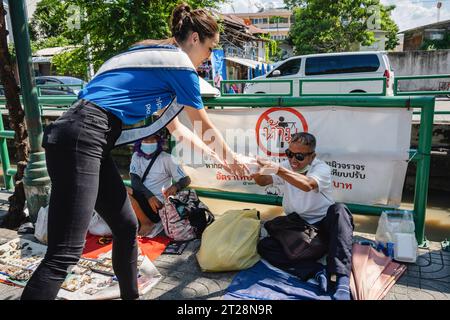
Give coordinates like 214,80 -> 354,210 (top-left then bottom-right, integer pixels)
8,0 -> 50,223
437,2 -> 442,22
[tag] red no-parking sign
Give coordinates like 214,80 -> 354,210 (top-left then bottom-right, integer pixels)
255,107 -> 308,157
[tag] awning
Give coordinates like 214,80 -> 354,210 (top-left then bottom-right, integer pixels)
32,56 -> 52,63
224,56 -> 260,69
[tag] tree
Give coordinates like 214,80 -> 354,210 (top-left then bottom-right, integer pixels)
0,1 -> 30,229
285,0 -> 399,55
30,0 -> 225,80
29,0 -> 72,41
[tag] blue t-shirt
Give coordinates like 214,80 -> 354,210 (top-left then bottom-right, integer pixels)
78,45 -> 204,125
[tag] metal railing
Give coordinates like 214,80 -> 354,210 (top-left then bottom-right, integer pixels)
394,74 -> 450,96
220,79 -> 294,97
299,77 -> 387,96
189,95 -> 434,246
219,74 -> 450,97
0,91 -> 436,246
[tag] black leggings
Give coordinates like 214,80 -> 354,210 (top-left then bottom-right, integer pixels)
21,100 -> 139,300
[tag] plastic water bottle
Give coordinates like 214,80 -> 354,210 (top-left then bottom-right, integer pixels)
386,242 -> 395,259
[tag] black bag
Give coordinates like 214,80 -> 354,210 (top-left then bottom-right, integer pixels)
168,190 -> 215,239
264,213 -> 327,262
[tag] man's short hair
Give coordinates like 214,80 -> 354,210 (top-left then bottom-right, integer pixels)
290,132 -> 316,151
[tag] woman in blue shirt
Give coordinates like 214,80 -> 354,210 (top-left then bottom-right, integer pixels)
21,3 -> 247,300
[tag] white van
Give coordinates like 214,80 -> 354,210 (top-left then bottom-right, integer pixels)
244,51 -> 394,96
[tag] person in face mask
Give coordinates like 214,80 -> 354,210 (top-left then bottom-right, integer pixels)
128,134 -> 191,237
251,132 -> 354,300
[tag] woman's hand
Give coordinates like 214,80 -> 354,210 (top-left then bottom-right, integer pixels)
221,153 -> 250,177
148,196 -> 163,212
163,185 -> 178,198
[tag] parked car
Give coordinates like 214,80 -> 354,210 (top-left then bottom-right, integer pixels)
244,51 -> 394,96
35,76 -> 86,96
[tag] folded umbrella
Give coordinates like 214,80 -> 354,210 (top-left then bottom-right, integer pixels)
350,243 -> 406,300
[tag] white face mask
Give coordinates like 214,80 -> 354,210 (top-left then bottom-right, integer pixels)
140,142 -> 158,155
295,165 -> 311,174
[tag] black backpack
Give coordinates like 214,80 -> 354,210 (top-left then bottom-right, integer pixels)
167,189 -> 215,239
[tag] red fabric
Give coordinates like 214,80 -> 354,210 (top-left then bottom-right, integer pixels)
82,233 -> 171,261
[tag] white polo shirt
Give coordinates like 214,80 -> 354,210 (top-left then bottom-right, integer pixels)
272,158 -> 335,224
130,152 -> 186,202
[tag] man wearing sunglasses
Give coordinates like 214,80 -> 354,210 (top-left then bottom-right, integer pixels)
252,132 -> 354,300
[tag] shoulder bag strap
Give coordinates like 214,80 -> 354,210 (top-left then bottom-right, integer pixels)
141,149 -> 162,182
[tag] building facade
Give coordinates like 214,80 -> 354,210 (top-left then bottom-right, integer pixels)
232,8 -> 293,41
401,19 -> 450,51
232,9 -> 294,59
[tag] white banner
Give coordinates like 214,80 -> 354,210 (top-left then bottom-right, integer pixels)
175,106 -> 412,207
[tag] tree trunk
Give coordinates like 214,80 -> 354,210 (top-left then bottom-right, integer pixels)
0,2 -> 30,229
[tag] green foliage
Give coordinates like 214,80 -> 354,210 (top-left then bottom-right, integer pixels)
32,35 -> 71,53
259,34 -> 283,63
8,44 -> 16,63
420,32 -> 450,50
29,0 -> 224,79
51,48 -> 90,79
29,0 -> 72,41
286,0 -> 399,55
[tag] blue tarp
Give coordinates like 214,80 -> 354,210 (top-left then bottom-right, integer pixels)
224,260 -> 333,300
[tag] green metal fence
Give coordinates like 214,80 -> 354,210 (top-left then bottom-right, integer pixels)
124,96 -> 435,246
0,92 -> 437,246
394,74 -> 450,96
299,77 -> 387,96
186,96 -> 434,247
220,79 -> 294,96
219,74 -> 450,98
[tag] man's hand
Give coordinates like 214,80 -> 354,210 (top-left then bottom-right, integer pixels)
256,157 -> 280,176
148,196 -> 163,212
163,185 -> 178,198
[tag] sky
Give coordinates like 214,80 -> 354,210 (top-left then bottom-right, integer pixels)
219,0 -> 450,32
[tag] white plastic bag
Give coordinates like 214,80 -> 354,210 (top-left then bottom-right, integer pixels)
375,210 -> 417,262
34,205 -> 49,244
375,210 -> 415,244
88,212 -> 112,236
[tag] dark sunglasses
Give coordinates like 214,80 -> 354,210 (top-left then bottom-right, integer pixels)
285,149 -> 314,161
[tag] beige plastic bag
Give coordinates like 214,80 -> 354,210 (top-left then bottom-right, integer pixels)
196,209 -> 260,272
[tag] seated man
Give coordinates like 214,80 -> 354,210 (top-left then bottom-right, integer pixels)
128,134 -> 191,236
251,132 -> 354,300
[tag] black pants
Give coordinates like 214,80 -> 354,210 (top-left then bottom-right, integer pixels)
21,100 -> 139,300
131,190 -> 161,223
258,203 -> 354,280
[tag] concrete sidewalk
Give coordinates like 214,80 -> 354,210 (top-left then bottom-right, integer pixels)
0,192 -> 448,300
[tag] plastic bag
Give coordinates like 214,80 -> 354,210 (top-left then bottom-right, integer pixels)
375,210 -> 415,244
375,210 -> 417,262
88,212 -> 112,236
196,209 -> 261,272
34,205 -> 49,244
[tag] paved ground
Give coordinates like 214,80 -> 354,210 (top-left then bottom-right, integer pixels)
0,190 -> 448,300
